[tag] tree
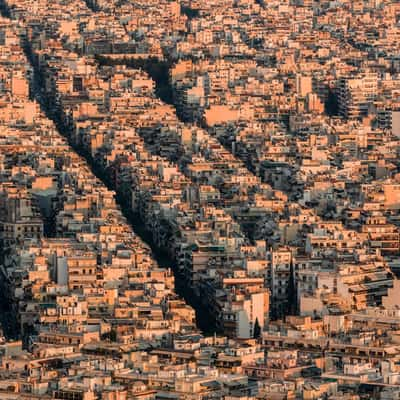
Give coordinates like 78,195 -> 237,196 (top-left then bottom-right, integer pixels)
109,329 -> 117,342
325,89 -> 339,116
253,318 -> 261,339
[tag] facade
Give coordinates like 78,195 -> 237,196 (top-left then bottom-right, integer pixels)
0,0 -> 399,398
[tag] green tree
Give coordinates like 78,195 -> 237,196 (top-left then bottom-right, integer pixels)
109,329 -> 117,342
253,318 -> 261,339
